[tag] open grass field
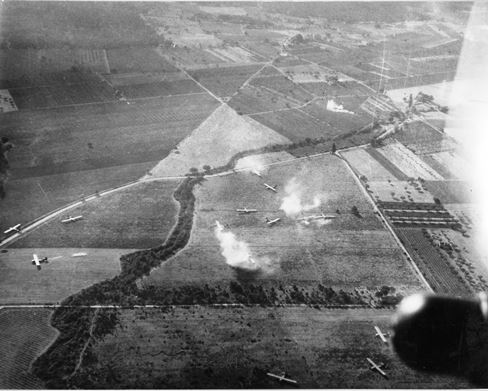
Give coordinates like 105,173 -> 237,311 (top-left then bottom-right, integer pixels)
0,248 -> 127,304
0,161 -> 156,233
341,148 -> 397,182
189,64 -> 263,98
0,308 -> 58,389
107,47 -> 178,73
74,306 -> 468,388
4,93 -> 219,177
424,180 -> 473,204
367,180 -> 435,204
143,153 -> 424,294
148,104 -> 290,177
12,179 -> 181,249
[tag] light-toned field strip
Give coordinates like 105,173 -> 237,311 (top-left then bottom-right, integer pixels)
376,141 -> 444,180
341,147 -> 397,181
337,150 -> 433,292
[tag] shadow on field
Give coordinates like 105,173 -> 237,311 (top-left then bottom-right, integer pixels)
233,267 -> 262,282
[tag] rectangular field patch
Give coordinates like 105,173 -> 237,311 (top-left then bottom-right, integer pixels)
376,142 -> 444,180
365,147 -> 409,180
0,89 -> 17,113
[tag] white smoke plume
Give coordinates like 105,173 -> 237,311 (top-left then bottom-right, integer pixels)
280,177 -> 323,217
235,155 -> 266,176
326,99 -> 354,115
214,221 -> 277,273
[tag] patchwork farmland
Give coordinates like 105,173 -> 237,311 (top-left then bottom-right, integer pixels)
0,1 -> 481,389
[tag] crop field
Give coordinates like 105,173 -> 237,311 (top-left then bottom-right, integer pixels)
104,71 -> 188,87
279,63 -> 340,84
341,148 -> 398,182
248,75 -> 313,103
240,39 -> 281,60
425,228 -> 488,292
9,76 -> 117,110
288,45 -> 343,65
424,180 -> 473,204
189,64 -> 263,97
394,120 -> 444,149
396,228 -> 471,295
303,99 -> 372,131
143,153 -> 423,293
117,79 -> 203,99
0,248 -> 127,304
300,81 -> 373,98
0,49 -> 108,85
251,108 -> 335,142
376,142 -> 444,180
75,306 -> 467,388
13,179 -> 180,249
228,85 -> 302,115
363,147 -> 409,180
107,47 -> 178,73
5,93 -> 219,177
161,47 -> 227,69
0,308 -> 58,389
148,104 -> 290,177
1,161 -> 156,233
205,46 -> 261,64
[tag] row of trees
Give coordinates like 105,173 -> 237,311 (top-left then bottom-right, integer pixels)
138,281 -> 366,307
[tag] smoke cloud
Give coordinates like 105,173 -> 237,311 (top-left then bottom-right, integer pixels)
235,155 -> 266,176
214,220 -> 276,273
326,99 -> 354,115
280,177 -> 324,217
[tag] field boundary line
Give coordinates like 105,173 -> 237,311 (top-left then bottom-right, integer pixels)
337,149 -> 434,292
0,303 -> 393,310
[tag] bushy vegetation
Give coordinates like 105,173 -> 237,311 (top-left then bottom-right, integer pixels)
32,177 -> 202,387
139,281 -> 365,307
